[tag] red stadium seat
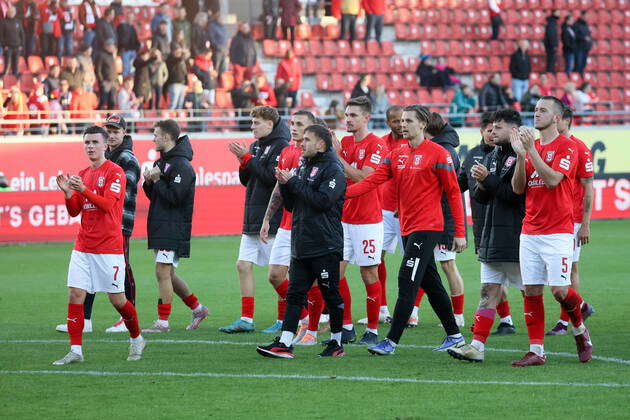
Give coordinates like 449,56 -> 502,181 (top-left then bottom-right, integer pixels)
379,56 -> 393,73
401,89 -> 416,105
387,90 -> 402,105
296,24 -> 310,40
220,71 -> 235,90
390,73 -> 404,89
44,56 -> 59,69
475,56 -> 489,72
319,57 -> 333,73
381,42 -> 395,56
316,74 -> 330,90
263,40 -> 278,57
407,56 -> 420,72
310,24 -> 324,39
302,56 -> 318,74
367,40 -> 381,56
306,40 -> 323,56
334,56 -> 349,73
325,24 -> 340,40
473,74 -> 486,89
461,56 -> 474,72
417,88 -> 431,104
292,40 -> 306,56
395,24 -> 410,40
337,40 -> 351,56
348,56 -> 365,73
330,73 -> 344,90
365,56 -> 378,72
300,90 -> 316,108
214,89 -> 233,108
409,24 -> 424,40
27,56 -> 44,74
322,40 -> 338,56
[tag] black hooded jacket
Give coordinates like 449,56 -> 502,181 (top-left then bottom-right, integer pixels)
280,149 -> 346,259
544,15 -> 559,49
143,135 -> 196,257
106,135 -> 141,236
470,143 -> 524,263
573,18 -> 592,50
240,119 -> 290,234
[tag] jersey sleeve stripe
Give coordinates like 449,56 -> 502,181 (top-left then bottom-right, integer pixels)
433,163 -> 454,171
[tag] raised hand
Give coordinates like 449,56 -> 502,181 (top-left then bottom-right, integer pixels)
68,175 -> 85,192
228,141 -> 248,158
56,173 -> 71,192
510,129 -> 526,158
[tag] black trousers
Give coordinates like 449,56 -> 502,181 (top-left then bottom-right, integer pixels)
282,252 -> 344,335
339,13 -> 357,42
282,25 -> 296,44
545,45 -> 557,73
490,15 -> 502,40
2,46 -> 20,75
365,13 -> 384,43
387,231 -> 459,344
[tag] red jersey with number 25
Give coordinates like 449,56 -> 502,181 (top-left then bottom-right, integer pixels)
341,133 -> 388,224
522,134 -> 577,235
570,135 -> 594,223
278,144 -> 303,230
380,132 -> 408,211
66,160 -> 126,254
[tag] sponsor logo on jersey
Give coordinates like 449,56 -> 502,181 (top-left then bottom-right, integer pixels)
369,152 -> 382,165
527,170 -> 544,187
546,151 -> 555,162
321,269 -> 329,279
328,179 -> 336,189
110,180 -> 121,193
174,174 -> 181,184
97,176 -> 105,187
505,156 -> 516,167
446,154 -> 453,164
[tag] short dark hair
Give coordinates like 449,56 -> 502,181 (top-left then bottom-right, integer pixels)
539,95 -> 565,116
425,112 -> 447,137
402,104 -> 431,125
312,116 -> 328,127
492,109 -> 522,126
346,96 -> 372,115
155,119 -> 181,142
250,105 -> 280,123
304,124 -> 332,151
480,111 -> 495,128
385,105 -> 403,120
562,106 -> 573,128
82,125 -> 108,142
293,109 -> 316,124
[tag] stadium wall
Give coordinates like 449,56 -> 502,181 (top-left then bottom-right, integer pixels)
1,128 -> 629,243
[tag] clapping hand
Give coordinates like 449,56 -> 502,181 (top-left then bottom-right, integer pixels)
228,141 -> 248,158
510,128 -> 526,158
56,173 -> 71,193
471,163 -> 489,181
275,168 -> 294,184
69,175 -> 85,192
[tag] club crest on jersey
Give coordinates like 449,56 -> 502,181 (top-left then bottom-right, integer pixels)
413,155 -> 423,166
97,176 -> 105,187
546,151 -> 555,162
358,149 -> 365,160
505,156 -> 516,167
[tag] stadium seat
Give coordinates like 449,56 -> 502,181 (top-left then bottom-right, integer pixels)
330,73 -> 344,90
316,74 -> 330,90
395,23 -> 410,40
324,24 -> 341,40
381,42 -> 395,56
302,56 -> 318,74
27,56 -> 44,74
310,24 -> 324,39
44,56 -> 59,69
390,73 -> 404,89
318,57 -> 333,73
337,40 -> 351,56
387,90 -> 402,105
351,40 -> 364,56
367,41 -> 382,56
263,40 -> 278,56
348,56 -> 366,73
379,56 -> 393,73
215,89 -> 233,108
306,40 -> 323,56
365,56 -> 379,73
296,24 -> 310,40
220,71 -> 235,90
407,56 -> 419,73
475,56 -> 489,72
334,56 -> 349,73
322,40 -> 338,56
292,40 -> 306,56
300,90 -> 316,107
417,88 -> 432,104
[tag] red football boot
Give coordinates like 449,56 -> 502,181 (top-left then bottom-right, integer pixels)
511,352 -> 547,367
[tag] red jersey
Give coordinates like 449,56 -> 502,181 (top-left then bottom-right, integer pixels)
346,139 -> 465,237
278,144 -> 303,230
380,132 -> 408,211
570,135 -> 594,223
65,160 -> 126,254
340,133 -> 388,224
522,134 -> 577,235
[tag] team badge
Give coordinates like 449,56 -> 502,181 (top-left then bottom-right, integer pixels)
97,176 -> 105,187
505,156 -> 516,167
358,149 -> 365,160
310,167 -> 319,178
546,151 -> 555,162
413,155 -> 423,166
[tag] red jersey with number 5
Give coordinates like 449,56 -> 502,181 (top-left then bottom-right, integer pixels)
278,144 -> 303,230
570,135 -> 594,223
66,160 -> 126,254
522,135 -> 577,235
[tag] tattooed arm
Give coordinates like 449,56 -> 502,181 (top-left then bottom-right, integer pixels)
260,181 -> 284,244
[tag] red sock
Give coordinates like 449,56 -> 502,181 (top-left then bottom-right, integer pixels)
365,282 -> 381,330
339,276 -> 353,325
378,261 -> 387,306
241,296 -> 254,319
182,293 -> 200,310
117,300 -> 140,338
559,288 -> 584,327
415,288 -> 425,307
158,303 -> 171,321
524,295 -> 545,345
559,306 -> 570,323
451,293 -> 464,315
67,303 -> 84,346
496,300 -> 511,318
300,306 -> 308,320
472,308 -> 496,344
274,279 -> 289,321
307,285 -> 324,331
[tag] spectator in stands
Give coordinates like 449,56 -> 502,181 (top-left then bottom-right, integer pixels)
207,12 -> 228,77
416,56 -> 443,89
95,38 -> 118,110
230,23 -> 258,87
324,99 -> 344,129
231,79 -> 258,110
191,12 -> 210,58
69,85 -> 97,132
172,28 -> 191,55
184,79 -> 211,132
520,83 -> 541,124
28,83 -> 50,135
350,74 -> 373,103
39,0 -> 61,59
151,3 -> 172,43
133,48 -> 153,109
173,7 -> 192,50
274,78 -> 289,109
0,172 -> 11,190
363,0 -> 385,45
561,82 -> 575,109
117,76 -> 142,125
58,0 -> 75,61
78,0 -> 99,52
479,73 -> 508,112
254,74 -> 277,107
109,0 -> 123,26
373,84 -> 389,128
279,0 -> 301,45
183,0 -> 219,25
95,7 -> 117,53
538,73 -> 552,96
58,78 -> 73,132
166,44 -> 189,110
449,84 -> 477,127
574,82 -> 596,113
339,0 -> 359,42
302,0 -> 321,24
502,85 -> 518,109
543,9 -> 560,73
573,10 -> 592,74
153,20 -> 171,57
509,39 -> 531,102
3,85 -> 28,135
561,15 -> 577,74
77,44 -> 96,91
436,57 -> 459,88
0,6 -> 24,78
117,13 -> 141,77
150,49 -> 169,109
262,0 -> 279,40
16,0 -> 40,58
488,0 -> 503,40
43,65 -> 61,98
275,48 -> 302,108
191,50 -> 217,103
48,89 -> 66,134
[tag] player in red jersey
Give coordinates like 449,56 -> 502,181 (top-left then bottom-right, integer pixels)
53,125 -> 145,365
511,96 -> 593,366
546,107 -> 596,335
330,96 -> 389,346
347,105 -> 467,355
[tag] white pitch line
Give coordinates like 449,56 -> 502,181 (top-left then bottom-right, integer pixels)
1,369 -> 629,388
2,339 -> 629,366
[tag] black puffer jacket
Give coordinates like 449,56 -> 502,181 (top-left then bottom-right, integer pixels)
509,48 -> 531,80
143,135 -> 196,257
240,119 -> 290,234
479,82 -> 508,111
457,140 -> 495,252
573,18 -> 592,50
470,143 -> 524,263
106,135 -> 141,236
281,150 -> 346,259
544,15 -> 559,49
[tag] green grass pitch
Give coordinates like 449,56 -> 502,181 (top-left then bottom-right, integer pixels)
1,220 -> 629,419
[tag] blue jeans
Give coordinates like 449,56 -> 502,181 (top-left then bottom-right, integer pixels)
58,33 -> 74,59
121,50 -> 137,76
83,30 -> 96,49
168,83 -> 186,109
575,49 -> 588,74
511,78 -> 529,102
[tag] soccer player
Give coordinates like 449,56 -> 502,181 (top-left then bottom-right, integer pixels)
256,124 -> 347,358
259,110 -> 317,334
141,120 -> 209,332
53,125 -> 145,365
447,109 -> 525,363
546,107 -> 595,335
220,106 -> 290,333
510,96 -> 593,366
346,105 -> 467,355
332,96 -> 389,346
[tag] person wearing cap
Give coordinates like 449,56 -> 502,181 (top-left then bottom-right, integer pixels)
96,38 -> 118,110
56,114 -> 141,334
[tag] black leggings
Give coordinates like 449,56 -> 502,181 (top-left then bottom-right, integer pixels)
387,231 -> 459,344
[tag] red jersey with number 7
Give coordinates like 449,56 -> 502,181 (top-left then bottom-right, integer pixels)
522,134 -> 577,235
278,144 -> 303,230
570,135 -> 594,223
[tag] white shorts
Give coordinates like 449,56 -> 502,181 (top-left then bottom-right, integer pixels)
238,234 -> 275,266
434,243 -> 456,261
573,222 -> 582,262
155,249 -> 179,268
67,250 -> 126,294
519,233 -> 573,287
269,228 -> 291,267
480,262 -> 523,290
343,222 -> 383,266
382,210 -> 403,255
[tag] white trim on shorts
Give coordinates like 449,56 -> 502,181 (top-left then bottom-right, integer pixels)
573,222 -> 582,262
480,261 -> 523,290
67,250 -> 126,294
519,233 -> 573,287
155,249 -> 179,268
343,222 -> 383,266
269,228 -> 291,267
238,234 -> 275,266
434,243 -> 456,261
382,210 -> 404,256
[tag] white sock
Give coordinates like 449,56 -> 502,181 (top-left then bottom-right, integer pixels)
366,328 -> 378,335
471,339 -> 485,352
240,316 -> 253,323
279,331 -> 294,347
379,306 -> 389,314
331,332 -> 342,345
300,315 -> 309,324
276,319 -> 283,324
84,319 -> 92,328
558,319 -> 569,326
71,345 -> 83,356
130,335 -> 143,344
306,330 -> 318,338
156,319 -> 169,327
191,303 -> 202,313
500,315 -> 513,325
387,338 -> 397,347
411,306 -> 419,318
342,324 -> 353,331
448,333 -> 463,339
530,344 -> 544,356
572,323 -> 586,336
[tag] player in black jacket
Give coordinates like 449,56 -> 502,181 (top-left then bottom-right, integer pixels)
257,124 -> 347,358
